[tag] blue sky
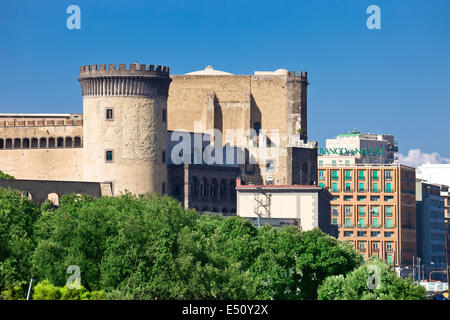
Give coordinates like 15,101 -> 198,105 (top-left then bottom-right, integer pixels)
0,0 -> 449,161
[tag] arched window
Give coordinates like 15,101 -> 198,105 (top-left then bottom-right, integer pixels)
211,178 -> 218,200
48,138 -> 55,148
31,138 -> 38,148
40,138 -> 47,148
200,178 -> 209,199
0,139 -> 4,149
66,137 -> 73,148
5,139 -> 12,149
57,137 -> 64,148
191,177 -> 199,200
14,138 -> 21,149
219,179 -> 227,200
229,179 -> 236,201
22,138 -> 30,148
74,136 -> 82,147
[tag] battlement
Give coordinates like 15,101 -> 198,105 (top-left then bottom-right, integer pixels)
287,70 -> 308,81
79,63 -> 170,77
79,63 -> 172,97
0,119 -> 83,127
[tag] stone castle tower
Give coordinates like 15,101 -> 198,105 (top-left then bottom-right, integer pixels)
78,63 -> 172,195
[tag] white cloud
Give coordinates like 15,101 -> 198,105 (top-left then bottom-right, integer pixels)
396,149 -> 450,168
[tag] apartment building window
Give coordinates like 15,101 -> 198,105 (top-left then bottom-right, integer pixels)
105,150 -> 113,162
372,218 -> 379,228
345,218 -> 352,227
358,218 -> 365,227
385,206 -> 392,216
386,218 -> 392,228
371,231 -> 380,237
345,182 -> 351,191
386,254 -> 393,264
358,171 -> 365,180
371,206 -> 379,216
106,108 -> 113,120
344,195 -> 352,201
358,196 -> 366,201
372,171 -> 378,180
371,196 -> 379,201
359,242 -> 365,252
359,183 -> 364,191
386,171 -> 392,180
345,171 -> 351,180
386,242 -> 393,252
319,170 -> 324,180
357,231 -> 367,237
319,182 -> 325,188
372,183 -> 378,192
384,196 -> 393,201
332,218 -> 338,225
386,182 -> 392,192
344,231 -> 352,237
332,196 -> 339,201
372,242 -> 379,252
332,183 -> 338,192
359,206 -> 365,216
332,160 -> 337,166
332,170 -> 338,180
345,206 -> 351,216
385,231 -> 394,237
332,206 -> 338,216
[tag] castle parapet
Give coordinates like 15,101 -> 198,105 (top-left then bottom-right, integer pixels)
78,63 -> 172,98
0,119 -> 83,127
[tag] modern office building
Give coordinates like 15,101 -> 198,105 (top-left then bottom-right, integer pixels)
416,180 -> 447,281
318,163 -> 417,267
318,129 -> 397,166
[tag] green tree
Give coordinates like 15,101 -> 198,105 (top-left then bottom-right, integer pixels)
0,171 -> 14,180
317,257 -> 427,300
0,188 -> 40,296
32,280 -> 105,300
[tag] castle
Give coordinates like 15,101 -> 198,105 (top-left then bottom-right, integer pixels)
0,63 -> 318,214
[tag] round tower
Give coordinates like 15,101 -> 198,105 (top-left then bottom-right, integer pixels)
78,63 -> 171,196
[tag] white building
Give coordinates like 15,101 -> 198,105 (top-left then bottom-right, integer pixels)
318,129 -> 397,166
236,178 -> 334,235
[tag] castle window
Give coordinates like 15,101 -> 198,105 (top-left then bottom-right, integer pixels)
162,150 -> 166,163
0,139 -> 3,149
106,108 -> 113,120
31,138 -> 38,148
162,182 -> 166,195
57,137 -> 64,148
65,137 -> 73,148
14,138 -> 21,149
162,109 -> 167,123
40,138 -> 47,148
22,138 -> 30,148
74,137 -> 82,147
253,122 -> 261,136
105,150 -> 113,162
5,139 -> 12,149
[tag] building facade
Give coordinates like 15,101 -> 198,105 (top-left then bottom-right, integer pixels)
416,180 -> 447,281
318,129 -> 397,166
236,178 -> 333,234
318,164 -> 417,266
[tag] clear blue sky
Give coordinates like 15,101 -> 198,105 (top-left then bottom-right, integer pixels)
0,0 -> 449,157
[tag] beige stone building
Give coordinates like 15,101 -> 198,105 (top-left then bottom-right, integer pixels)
0,64 -> 318,213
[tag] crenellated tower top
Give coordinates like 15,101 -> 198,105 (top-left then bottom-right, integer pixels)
78,63 -> 171,97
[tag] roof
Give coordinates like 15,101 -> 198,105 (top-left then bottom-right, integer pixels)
185,65 -> 233,75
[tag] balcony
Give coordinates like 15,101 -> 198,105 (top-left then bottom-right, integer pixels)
359,247 -> 366,253
386,247 -> 393,252
356,223 -> 367,228
372,247 -> 379,253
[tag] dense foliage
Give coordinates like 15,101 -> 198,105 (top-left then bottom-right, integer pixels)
0,170 -> 14,180
0,188 -> 427,300
317,257 -> 427,300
